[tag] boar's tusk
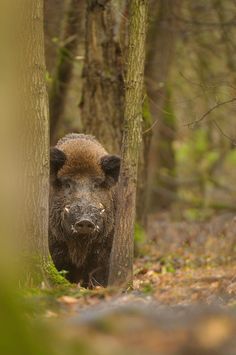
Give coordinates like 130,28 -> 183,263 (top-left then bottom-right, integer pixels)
64,206 -> 70,213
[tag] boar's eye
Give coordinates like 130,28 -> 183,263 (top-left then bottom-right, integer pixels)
65,182 -> 71,189
62,179 -> 73,190
93,177 -> 105,188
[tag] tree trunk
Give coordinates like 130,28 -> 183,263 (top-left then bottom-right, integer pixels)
0,0 -> 50,284
44,0 -> 67,76
81,0 -> 150,228
80,0 -> 124,154
108,0 -> 148,287
50,0 -> 84,143
145,0 -> 180,211
136,96 -> 152,228
155,88 -> 177,209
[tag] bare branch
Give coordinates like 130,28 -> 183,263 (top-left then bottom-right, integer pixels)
213,120 -> 236,146
172,12 -> 236,27
184,97 -> 236,127
142,118 -> 158,135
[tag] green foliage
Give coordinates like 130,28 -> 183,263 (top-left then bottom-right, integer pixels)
0,280 -> 54,355
160,256 -> 176,274
142,282 -> 154,294
226,150 -> 236,164
176,129 -> 213,165
163,88 -> 175,127
183,207 -> 213,222
134,223 -> 146,244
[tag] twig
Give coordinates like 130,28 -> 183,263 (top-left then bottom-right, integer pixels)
142,118 -> 158,135
172,12 -> 236,27
212,120 -> 236,146
184,97 -> 236,127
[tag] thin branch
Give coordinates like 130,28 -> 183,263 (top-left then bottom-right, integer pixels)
172,12 -> 236,27
142,118 -> 158,135
213,120 -> 236,146
184,97 -> 236,127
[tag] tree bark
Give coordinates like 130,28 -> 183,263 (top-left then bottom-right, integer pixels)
49,0 -> 84,143
20,0 -> 49,260
80,0 -> 124,154
0,0 -> 50,284
108,0 -> 148,287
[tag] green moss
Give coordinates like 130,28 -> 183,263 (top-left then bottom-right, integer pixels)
44,260 -> 70,287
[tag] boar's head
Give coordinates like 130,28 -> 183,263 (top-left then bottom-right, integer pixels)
49,134 -> 120,243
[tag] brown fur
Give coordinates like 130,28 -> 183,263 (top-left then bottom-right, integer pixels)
49,134 -> 120,287
57,134 -> 107,177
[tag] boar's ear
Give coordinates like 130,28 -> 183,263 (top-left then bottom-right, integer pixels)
101,155 -> 121,183
50,147 -> 66,176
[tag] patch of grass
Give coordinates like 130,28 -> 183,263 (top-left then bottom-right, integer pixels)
142,282 -> 154,294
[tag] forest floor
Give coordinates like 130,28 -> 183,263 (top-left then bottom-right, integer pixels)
27,212 -> 236,354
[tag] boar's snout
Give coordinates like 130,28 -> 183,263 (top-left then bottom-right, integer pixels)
63,200 -> 105,237
74,219 -> 96,234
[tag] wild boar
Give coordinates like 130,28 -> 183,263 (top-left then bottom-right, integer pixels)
49,133 -> 120,287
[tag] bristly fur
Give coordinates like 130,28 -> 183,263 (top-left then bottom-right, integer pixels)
56,133 -> 108,177
49,133 -> 120,287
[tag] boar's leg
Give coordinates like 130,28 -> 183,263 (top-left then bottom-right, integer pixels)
49,240 -> 88,284
84,247 -> 112,288
48,240 -> 77,282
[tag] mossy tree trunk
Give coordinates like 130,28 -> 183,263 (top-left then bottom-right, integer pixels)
80,0 -> 124,154
50,0 -> 84,143
108,0 -> 148,287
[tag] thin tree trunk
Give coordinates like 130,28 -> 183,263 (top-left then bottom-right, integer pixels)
50,0 -> 84,143
136,96 -> 152,228
80,0 -> 124,154
155,88 -> 177,209
145,0 -> 180,210
108,0 -> 148,287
